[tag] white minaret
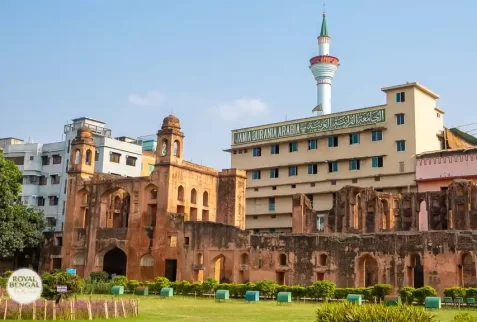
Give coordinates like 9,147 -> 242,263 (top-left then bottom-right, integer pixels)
309,13 -> 340,115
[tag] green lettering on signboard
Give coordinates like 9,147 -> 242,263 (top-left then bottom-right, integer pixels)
232,108 -> 386,145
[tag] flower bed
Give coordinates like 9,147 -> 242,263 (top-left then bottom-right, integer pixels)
0,298 -> 138,320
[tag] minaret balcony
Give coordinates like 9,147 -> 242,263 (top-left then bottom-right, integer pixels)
310,55 -> 340,65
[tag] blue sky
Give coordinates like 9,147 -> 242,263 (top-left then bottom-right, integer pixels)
1,0 -> 476,169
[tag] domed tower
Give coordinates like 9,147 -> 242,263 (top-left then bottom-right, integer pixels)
309,13 -> 340,115
68,127 -> 96,176
156,114 -> 184,164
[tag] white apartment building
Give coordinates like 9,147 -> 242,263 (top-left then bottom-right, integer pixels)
2,117 -> 144,232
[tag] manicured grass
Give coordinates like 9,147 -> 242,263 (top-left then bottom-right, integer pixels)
15,295 -> 477,321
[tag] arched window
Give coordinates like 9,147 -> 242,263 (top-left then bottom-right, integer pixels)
319,254 -> 328,266
173,140 -> 180,157
279,254 -> 287,266
85,149 -> 92,165
149,189 -> 157,200
191,189 -> 197,204
203,191 -> 209,207
196,253 -> 203,265
74,149 -> 81,165
161,139 -> 168,156
178,186 -> 184,201
140,254 -> 154,267
241,253 -> 249,265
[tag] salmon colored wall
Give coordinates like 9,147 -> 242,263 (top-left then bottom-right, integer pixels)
416,153 -> 477,191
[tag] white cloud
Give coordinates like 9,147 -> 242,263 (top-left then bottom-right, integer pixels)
128,91 -> 166,107
210,98 -> 269,121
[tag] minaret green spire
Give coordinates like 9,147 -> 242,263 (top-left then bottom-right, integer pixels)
320,14 -> 328,37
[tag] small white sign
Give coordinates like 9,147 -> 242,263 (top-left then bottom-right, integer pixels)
7,268 -> 43,305
57,286 -> 67,293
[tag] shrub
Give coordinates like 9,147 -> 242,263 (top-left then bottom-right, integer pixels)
372,284 -> 394,302
127,280 -> 140,293
453,313 -> 477,322
153,277 -> 170,293
90,271 -> 109,283
308,281 -> 336,300
413,286 -> 437,305
466,288 -> 477,299
0,277 -> 7,288
255,280 -> 278,298
315,302 -> 436,322
202,277 -> 218,294
112,275 -> 128,287
2,270 -> 13,278
444,287 -> 467,299
399,286 -> 415,304
42,271 -> 84,300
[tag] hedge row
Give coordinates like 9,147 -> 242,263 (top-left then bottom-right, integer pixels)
443,287 -> 477,300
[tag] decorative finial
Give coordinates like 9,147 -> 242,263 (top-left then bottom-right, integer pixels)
323,0 -> 326,15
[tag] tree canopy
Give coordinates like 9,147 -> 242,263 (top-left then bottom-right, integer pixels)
0,153 -> 45,258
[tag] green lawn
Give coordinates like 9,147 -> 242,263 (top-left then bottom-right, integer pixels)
76,295 -> 477,322
15,295 -> 477,321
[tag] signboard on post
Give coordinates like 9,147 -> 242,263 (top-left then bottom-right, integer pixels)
66,268 -> 76,275
7,268 -> 43,304
57,286 -> 68,293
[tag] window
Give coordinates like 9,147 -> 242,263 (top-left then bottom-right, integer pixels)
289,142 -> 298,152
396,91 -> 405,103
184,237 -> 190,246
308,139 -> 317,150
396,140 -> 406,152
253,216 -> 258,220
271,144 -> 280,155
288,166 -> 298,176
328,161 -> 338,173
317,215 -> 325,232
41,156 -> 50,166
37,197 -> 45,207
270,168 -> 279,178
437,113 -> 441,118
308,163 -> 318,175
399,161 -> 404,173
39,176 -> 47,186
126,156 -> 137,166
52,155 -> 62,164
349,133 -> 360,145
64,179 -> 67,193
110,152 -> 121,163
371,130 -> 383,141
50,175 -> 60,185
95,151 -> 99,161
254,188 -> 259,192
306,194 -> 314,208
85,150 -> 92,165
49,196 -> 59,206
349,159 -> 360,170
352,178 -> 358,184
272,186 -> 277,190
252,170 -> 261,180
67,140 -> 70,153
252,147 -> 261,157
268,198 -> 275,211
291,184 -> 296,189
328,136 -> 338,147
396,114 -> 405,125
372,156 -> 384,168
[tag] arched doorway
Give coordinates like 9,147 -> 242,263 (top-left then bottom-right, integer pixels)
99,188 -> 131,228
212,255 -> 225,283
357,255 -> 378,287
103,247 -> 127,277
460,252 -> 477,287
409,254 -> 424,288
418,200 -> 428,231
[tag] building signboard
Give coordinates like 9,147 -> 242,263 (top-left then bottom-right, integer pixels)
232,108 -> 386,145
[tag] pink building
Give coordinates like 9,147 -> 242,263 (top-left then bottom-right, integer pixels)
416,148 -> 477,191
